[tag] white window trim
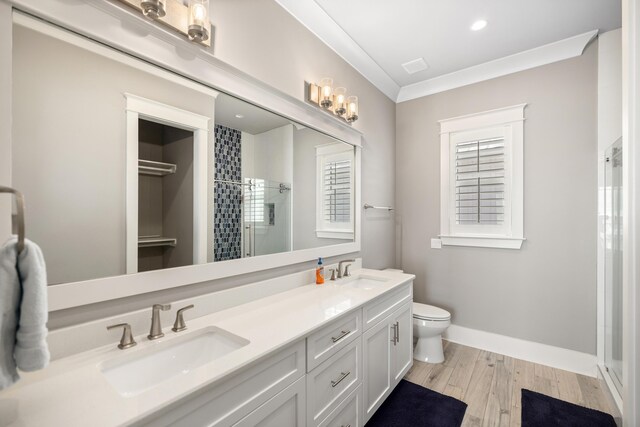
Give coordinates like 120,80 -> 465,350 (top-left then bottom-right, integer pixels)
316,143 -> 355,240
439,104 -> 526,249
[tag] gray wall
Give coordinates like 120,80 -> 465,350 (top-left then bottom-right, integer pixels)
292,128 -> 352,250
396,43 -> 598,354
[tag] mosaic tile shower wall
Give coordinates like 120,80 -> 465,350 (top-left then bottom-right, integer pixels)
214,124 -> 243,261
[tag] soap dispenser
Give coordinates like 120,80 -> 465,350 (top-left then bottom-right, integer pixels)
316,257 -> 325,285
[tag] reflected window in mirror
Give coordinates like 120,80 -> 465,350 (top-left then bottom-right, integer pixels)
315,144 -> 355,240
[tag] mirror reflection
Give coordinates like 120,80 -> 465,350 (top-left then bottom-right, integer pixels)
11,22 -> 355,285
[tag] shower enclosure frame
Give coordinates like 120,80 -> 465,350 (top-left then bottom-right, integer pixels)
597,137 -> 624,412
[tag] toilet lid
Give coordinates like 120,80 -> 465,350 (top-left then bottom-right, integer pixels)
413,302 -> 451,320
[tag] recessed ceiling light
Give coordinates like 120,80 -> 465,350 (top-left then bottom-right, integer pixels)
470,19 -> 487,31
235,114 -> 244,119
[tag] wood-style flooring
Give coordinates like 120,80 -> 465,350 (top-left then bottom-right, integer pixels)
403,341 -> 621,427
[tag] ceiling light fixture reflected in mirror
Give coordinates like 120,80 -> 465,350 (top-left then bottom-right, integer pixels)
471,19 -> 488,31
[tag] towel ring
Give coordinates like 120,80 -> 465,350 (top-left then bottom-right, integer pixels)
0,186 -> 26,253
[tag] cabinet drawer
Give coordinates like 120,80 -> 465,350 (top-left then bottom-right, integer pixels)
363,282 -> 412,331
232,376 -> 306,427
135,340 -> 305,427
307,338 -> 362,426
307,309 -> 361,372
318,384 -> 362,427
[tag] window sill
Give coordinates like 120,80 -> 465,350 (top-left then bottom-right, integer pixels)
316,230 -> 354,240
439,235 -> 525,249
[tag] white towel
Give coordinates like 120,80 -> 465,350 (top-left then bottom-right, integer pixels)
0,237 -> 49,390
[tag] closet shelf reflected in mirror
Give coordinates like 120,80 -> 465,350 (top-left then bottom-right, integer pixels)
138,159 -> 177,176
138,236 -> 178,248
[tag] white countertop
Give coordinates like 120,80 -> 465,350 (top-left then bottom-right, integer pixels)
0,269 -> 414,427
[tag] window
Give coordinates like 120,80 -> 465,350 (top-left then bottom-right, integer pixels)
244,178 -> 265,224
439,104 -> 526,249
316,144 -> 355,239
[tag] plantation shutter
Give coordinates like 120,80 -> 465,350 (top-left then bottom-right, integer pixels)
455,137 -> 505,225
244,178 -> 265,223
323,159 -> 351,223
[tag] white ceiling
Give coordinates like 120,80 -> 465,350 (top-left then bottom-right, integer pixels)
276,0 -> 621,101
215,93 -> 291,135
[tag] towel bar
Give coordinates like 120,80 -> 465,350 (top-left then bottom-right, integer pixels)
0,186 -> 26,253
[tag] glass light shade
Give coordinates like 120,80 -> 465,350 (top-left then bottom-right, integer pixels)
141,0 -> 166,19
334,87 -> 347,115
319,78 -> 333,108
346,96 -> 359,122
188,0 -> 210,42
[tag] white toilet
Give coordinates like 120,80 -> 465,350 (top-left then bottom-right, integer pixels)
413,302 -> 451,363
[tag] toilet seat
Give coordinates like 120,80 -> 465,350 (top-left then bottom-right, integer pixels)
413,302 -> 450,321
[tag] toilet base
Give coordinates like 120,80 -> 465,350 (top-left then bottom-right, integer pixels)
414,335 -> 444,363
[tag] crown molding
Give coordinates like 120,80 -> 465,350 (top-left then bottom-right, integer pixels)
273,1 -> 599,104
274,0 -> 401,101
396,30 -> 599,102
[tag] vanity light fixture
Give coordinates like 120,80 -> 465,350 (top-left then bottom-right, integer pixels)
319,78 -> 334,108
346,96 -> 359,123
140,0 -> 166,19
116,0 -> 211,46
306,80 -> 359,124
188,0 -> 210,42
334,87 -> 347,115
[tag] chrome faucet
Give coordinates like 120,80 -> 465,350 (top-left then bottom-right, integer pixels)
337,259 -> 355,279
148,303 -> 171,340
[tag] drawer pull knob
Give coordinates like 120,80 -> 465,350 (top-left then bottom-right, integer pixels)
331,371 -> 351,388
331,330 -> 351,343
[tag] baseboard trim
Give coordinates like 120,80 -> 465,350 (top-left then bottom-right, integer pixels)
443,324 -> 598,377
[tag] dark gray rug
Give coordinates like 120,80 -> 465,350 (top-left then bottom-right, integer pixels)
365,380 -> 467,427
521,389 -> 616,427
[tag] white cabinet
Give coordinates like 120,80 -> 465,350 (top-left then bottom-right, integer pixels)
307,338 -> 361,426
138,280 -> 413,427
135,341 -> 305,427
363,298 -> 413,423
362,314 -> 393,420
390,302 -> 413,386
233,377 -> 306,427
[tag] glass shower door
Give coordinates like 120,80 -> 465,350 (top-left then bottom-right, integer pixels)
604,138 -> 623,394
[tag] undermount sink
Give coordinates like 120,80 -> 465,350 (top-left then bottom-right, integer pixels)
100,327 -> 249,397
341,274 -> 389,290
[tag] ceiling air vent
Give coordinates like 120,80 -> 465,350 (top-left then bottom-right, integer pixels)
401,57 -> 429,75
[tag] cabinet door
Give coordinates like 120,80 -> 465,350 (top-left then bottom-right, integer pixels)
233,376 -> 306,427
362,314 -> 393,422
391,302 -> 413,386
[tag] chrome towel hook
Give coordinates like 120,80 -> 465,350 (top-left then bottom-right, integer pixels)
0,186 -> 26,253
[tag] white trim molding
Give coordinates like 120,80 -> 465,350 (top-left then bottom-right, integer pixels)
439,104 -> 526,250
270,1 -> 598,103
444,324 -> 598,378
124,93 -> 212,274
274,0 -> 400,101
397,30 -> 598,102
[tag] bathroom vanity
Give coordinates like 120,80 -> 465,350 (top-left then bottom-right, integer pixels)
0,269 -> 414,427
